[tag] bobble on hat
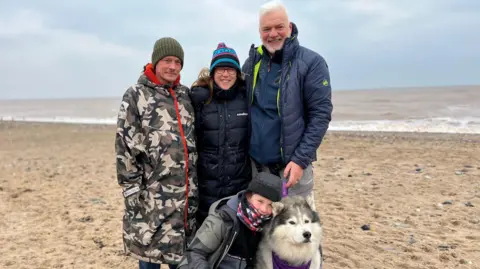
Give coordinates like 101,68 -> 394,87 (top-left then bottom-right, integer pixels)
209,42 -> 241,74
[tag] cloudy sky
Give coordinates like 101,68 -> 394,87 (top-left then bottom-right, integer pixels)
0,0 -> 479,99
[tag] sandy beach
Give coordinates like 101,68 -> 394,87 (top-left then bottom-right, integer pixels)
0,122 -> 479,269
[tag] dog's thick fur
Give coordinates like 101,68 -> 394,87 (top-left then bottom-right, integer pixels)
255,196 -> 322,269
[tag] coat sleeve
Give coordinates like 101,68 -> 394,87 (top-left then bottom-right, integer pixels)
178,212 -> 228,269
115,86 -> 147,196
188,86 -> 209,151
189,86 -> 210,106
290,55 -> 333,169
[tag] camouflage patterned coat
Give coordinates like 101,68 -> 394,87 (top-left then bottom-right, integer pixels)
115,63 -> 198,264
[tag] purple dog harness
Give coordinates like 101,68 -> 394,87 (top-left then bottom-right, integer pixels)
272,252 -> 312,269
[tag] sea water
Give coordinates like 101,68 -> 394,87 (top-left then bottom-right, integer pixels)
1,86 -> 479,134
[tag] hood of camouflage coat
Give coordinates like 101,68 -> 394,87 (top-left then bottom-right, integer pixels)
137,63 -> 181,93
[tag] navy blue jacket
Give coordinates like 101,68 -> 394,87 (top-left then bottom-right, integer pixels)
242,23 -> 333,169
189,83 -> 251,224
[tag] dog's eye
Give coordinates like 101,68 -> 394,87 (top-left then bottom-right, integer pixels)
288,221 -> 296,225
305,220 -> 310,223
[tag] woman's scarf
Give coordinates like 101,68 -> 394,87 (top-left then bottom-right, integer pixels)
213,81 -> 238,100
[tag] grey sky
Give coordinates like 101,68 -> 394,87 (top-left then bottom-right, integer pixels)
0,0 -> 479,99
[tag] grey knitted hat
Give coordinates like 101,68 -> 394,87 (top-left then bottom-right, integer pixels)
151,37 -> 184,68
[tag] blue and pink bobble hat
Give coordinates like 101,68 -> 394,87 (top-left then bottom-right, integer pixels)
209,42 -> 241,74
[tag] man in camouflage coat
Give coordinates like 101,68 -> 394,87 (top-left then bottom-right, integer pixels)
115,37 -> 198,269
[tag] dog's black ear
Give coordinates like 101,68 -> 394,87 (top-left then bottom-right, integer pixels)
311,210 -> 321,223
272,202 -> 284,217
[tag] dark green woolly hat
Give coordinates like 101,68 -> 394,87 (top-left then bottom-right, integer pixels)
151,37 -> 184,68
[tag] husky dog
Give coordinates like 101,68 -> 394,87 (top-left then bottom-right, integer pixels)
255,196 -> 323,269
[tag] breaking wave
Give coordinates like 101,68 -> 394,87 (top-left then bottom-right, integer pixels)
329,117 -> 480,134
2,116 -> 479,134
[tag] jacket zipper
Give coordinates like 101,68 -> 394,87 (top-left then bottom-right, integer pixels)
224,101 -> 228,163
277,86 -> 284,162
277,60 -> 284,162
276,61 -> 292,163
169,88 -> 190,233
215,230 -> 238,269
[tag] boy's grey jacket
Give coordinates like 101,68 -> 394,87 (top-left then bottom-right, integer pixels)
178,192 -> 243,269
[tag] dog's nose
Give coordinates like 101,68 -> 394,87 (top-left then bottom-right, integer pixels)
303,231 -> 311,239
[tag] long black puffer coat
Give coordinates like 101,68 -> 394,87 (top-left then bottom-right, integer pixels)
189,82 -> 251,225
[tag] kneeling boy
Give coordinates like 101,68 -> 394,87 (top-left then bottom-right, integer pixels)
178,172 -> 283,269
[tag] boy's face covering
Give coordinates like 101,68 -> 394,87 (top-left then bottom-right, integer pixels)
248,193 -> 274,216
237,193 -> 272,231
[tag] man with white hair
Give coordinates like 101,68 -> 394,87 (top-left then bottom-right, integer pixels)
242,0 -> 333,209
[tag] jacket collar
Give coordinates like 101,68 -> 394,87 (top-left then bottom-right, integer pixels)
143,63 -> 181,87
208,191 -> 245,218
249,22 -> 300,64
282,22 -> 300,63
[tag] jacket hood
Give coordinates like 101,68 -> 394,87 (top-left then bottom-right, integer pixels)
226,191 -> 244,210
280,22 -> 300,62
207,191 -> 245,219
137,63 -> 181,92
247,22 -> 300,65
290,21 -> 299,39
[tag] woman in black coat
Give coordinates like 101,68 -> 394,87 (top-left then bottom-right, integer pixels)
189,43 -> 251,226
